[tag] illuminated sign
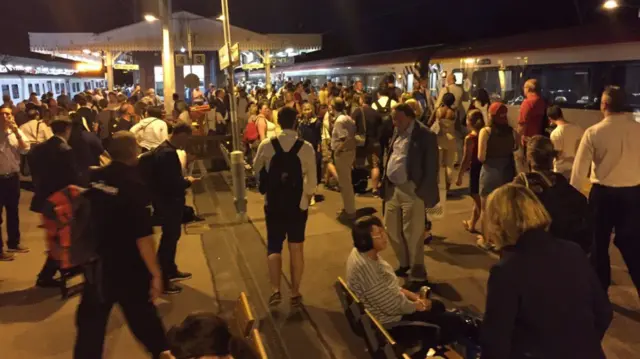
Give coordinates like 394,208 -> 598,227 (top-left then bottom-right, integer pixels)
113,63 -> 140,71
76,62 -> 103,72
242,63 -> 264,71
0,64 -> 77,76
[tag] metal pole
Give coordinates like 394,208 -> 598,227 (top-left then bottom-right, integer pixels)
105,51 -> 114,91
220,0 -> 247,220
160,0 -> 176,117
264,49 -> 272,93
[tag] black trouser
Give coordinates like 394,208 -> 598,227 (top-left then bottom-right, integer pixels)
590,184 -> 640,297
400,300 -> 466,345
0,173 -> 21,253
74,281 -> 168,359
155,198 -> 184,283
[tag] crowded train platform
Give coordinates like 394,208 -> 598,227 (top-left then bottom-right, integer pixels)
2,1 -> 640,358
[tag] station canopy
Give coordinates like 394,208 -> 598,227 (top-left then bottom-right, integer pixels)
28,11 -> 322,62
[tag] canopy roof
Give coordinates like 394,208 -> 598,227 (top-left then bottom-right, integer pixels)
29,11 -> 321,56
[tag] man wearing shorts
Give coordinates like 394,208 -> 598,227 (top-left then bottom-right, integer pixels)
253,107 -> 317,308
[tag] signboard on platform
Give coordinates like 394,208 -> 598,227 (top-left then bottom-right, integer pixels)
218,43 -> 239,70
175,54 -> 188,66
272,57 -> 294,66
242,63 -> 264,71
113,64 -> 139,71
193,54 -> 206,65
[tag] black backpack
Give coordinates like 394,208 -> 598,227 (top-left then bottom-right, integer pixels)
137,147 -> 157,187
375,99 -> 394,144
519,172 -> 592,253
260,138 -> 305,213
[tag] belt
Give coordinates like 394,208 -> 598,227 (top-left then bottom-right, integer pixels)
0,172 -> 18,179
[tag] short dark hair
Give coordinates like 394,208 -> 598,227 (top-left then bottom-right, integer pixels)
146,105 -> 164,119
442,92 -> 456,108
74,94 -> 87,106
98,98 -> 108,109
108,131 -> 138,162
352,215 -> 383,253
50,116 -> 73,135
394,103 -> 416,119
0,103 -> 12,111
332,97 -> 346,113
603,86 -> 626,113
527,135 -> 557,171
278,107 -> 298,130
467,110 -> 485,131
547,105 -> 564,121
167,313 -> 233,357
172,121 -> 193,136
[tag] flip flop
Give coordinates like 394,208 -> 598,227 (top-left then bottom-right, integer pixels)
462,220 -> 479,234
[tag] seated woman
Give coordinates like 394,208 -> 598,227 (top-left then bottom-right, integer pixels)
481,184 -> 612,359
164,312 -> 258,359
512,135 -> 592,253
346,215 -> 466,345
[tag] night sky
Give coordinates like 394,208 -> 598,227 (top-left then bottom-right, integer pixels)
0,0 -> 633,58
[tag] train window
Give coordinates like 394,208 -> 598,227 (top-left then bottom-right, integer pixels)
1,85 -> 9,98
471,68 -> 516,103
623,63 -> 640,109
61,83 -> 65,93
47,81 -> 52,93
28,84 -> 33,94
525,65 -> 593,108
55,83 -> 60,93
11,85 -> 19,100
35,84 -> 40,95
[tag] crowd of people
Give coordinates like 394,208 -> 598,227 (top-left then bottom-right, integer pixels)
0,70 -> 639,358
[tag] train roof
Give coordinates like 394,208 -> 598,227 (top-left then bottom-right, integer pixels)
288,21 -> 640,71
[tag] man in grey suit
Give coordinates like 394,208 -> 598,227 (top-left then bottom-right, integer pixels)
383,104 -> 439,284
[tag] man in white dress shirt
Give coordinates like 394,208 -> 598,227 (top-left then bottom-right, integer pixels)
130,105 -> 169,151
253,107 -> 317,308
0,105 -> 30,261
571,86 -> 640,298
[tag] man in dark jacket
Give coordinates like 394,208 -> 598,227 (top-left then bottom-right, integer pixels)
383,104 -> 439,284
28,116 -> 79,287
148,122 -> 196,294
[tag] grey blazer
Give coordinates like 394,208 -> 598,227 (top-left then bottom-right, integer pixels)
385,120 -> 440,208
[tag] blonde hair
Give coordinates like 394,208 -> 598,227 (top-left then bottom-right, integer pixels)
248,103 -> 258,116
484,184 -> 551,249
404,99 -> 423,119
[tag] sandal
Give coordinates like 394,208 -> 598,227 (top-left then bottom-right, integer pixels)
476,235 -> 494,251
290,295 -> 303,308
268,291 -> 282,307
462,220 -> 479,234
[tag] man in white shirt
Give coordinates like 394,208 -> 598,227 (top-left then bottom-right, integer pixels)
547,105 -> 584,180
0,105 -> 30,260
253,107 -> 317,308
19,105 -> 53,146
130,106 -> 169,151
571,86 -> 640,298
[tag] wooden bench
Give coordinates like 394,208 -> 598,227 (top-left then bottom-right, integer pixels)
234,292 -> 269,359
233,291 -> 256,338
336,277 -> 464,359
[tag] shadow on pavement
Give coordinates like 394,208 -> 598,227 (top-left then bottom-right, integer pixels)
0,287 -> 63,323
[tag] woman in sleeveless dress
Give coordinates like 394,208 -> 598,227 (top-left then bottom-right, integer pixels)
477,102 -> 519,250
456,110 -> 485,233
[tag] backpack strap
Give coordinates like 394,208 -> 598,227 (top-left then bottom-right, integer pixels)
290,139 -> 304,155
374,99 -> 383,111
271,138 -> 284,154
518,172 -> 530,188
385,98 -> 392,110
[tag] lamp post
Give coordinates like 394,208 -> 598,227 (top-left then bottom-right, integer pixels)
219,0 -> 247,221
142,0 -> 176,117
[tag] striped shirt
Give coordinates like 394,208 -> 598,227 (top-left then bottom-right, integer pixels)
345,248 -> 416,324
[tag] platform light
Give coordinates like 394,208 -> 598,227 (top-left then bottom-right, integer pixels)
92,52 -> 100,57
463,58 -> 476,65
82,49 -> 91,55
285,48 -> 294,54
180,47 -> 186,53
603,0 -> 619,10
216,14 -> 225,21
144,14 -> 158,22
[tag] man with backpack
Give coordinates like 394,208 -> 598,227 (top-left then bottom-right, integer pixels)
74,131 -> 168,358
372,88 -> 398,170
253,107 -> 317,308
130,105 -> 168,152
